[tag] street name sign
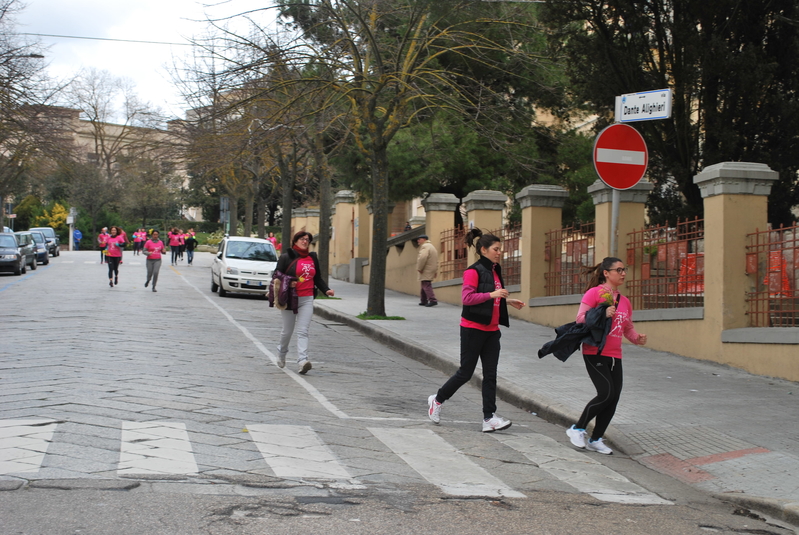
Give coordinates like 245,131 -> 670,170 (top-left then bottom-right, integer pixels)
593,123 -> 648,190
615,88 -> 672,122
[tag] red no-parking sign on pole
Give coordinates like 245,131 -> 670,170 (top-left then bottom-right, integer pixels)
593,123 -> 648,190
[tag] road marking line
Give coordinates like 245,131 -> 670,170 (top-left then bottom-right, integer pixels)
118,421 -> 198,475
369,428 -> 525,498
247,424 -> 353,480
0,420 -> 57,474
61,261 -> 74,263
178,273 -> 350,419
493,433 -> 672,504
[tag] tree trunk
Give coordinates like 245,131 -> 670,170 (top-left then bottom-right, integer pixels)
256,195 -> 265,238
366,146 -> 389,317
228,194 -> 239,236
311,131 -> 331,283
243,189 -> 254,237
277,141 -> 297,251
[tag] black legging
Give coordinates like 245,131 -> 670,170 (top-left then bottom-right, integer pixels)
437,326 -> 501,419
575,353 -> 623,441
107,256 -> 121,280
171,246 -> 179,264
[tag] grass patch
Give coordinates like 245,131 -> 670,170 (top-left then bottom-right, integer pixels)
316,295 -> 342,300
357,313 -> 405,320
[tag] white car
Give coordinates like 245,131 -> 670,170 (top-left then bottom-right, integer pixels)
211,236 -> 278,298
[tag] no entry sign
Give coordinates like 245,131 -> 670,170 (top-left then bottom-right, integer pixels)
593,123 -> 648,190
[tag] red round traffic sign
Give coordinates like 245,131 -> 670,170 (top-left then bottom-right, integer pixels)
593,123 -> 648,190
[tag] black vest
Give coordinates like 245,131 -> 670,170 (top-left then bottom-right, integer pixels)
461,256 -> 509,327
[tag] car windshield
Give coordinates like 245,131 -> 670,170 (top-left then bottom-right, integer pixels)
225,241 -> 277,262
33,228 -> 55,238
31,233 -> 45,244
0,235 -> 17,248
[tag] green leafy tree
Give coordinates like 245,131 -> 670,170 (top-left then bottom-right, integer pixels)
541,0 -> 799,225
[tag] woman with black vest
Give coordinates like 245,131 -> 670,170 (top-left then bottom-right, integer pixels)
427,228 -> 525,432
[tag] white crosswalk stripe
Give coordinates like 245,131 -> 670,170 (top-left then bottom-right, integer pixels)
492,433 -> 672,505
247,424 -> 353,480
369,427 -> 525,498
0,420 -> 57,475
0,420 -> 669,504
118,421 -> 198,475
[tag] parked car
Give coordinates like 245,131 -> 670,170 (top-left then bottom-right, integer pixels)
29,226 -> 60,257
29,230 -> 50,265
211,236 -> 278,298
14,231 -> 37,271
0,232 -> 27,275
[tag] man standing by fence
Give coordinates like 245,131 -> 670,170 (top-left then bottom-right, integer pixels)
417,234 -> 439,307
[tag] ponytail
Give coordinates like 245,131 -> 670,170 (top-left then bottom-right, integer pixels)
464,228 -> 500,256
584,256 -> 623,292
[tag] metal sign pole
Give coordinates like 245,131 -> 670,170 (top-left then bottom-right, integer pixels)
610,189 -> 620,258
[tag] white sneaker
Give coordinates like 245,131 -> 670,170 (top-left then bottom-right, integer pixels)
277,354 -> 286,368
428,395 -> 442,424
482,414 -> 512,433
566,425 -> 587,448
298,360 -> 312,374
585,437 -> 613,455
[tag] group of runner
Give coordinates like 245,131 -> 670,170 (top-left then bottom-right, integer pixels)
96,226 -> 198,291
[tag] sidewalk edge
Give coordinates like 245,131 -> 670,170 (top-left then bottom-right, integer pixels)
314,302 -> 644,456
712,493 -> 799,528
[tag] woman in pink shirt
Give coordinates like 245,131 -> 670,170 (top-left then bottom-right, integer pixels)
427,228 -> 525,433
105,226 -> 125,287
566,257 -> 647,455
143,230 -> 167,292
168,228 -> 182,266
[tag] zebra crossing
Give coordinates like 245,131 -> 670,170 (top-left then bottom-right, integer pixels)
0,419 -> 670,504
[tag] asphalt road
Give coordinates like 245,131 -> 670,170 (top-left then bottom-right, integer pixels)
0,250 -> 794,534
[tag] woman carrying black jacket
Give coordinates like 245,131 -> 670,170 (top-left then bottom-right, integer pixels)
274,231 -> 334,374
426,228 -> 525,432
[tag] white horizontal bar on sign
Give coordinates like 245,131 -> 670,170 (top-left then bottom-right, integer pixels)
247,424 -> 352,480
118,421 -> 198,475
596,148 -> 645,166
0,420 -> 57,475
369,427 -> 525,498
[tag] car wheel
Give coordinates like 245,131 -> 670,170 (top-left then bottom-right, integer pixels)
30,257 -> 37,270
43,256 -> 49,265
55,247 -> 60,257
218,283 -> 227,297
14,259 -> 21,275
211,275 -> 219,292
21,259 -> 26,274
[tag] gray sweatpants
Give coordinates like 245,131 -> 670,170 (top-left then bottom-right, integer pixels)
146,258 -> 162,288
277,296 -> 314,363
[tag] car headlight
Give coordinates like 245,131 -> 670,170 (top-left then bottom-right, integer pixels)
225,266 -> 239,275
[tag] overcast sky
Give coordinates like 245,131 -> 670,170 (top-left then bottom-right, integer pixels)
17,0 -> 275,121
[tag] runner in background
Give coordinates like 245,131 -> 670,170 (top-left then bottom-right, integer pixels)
105,226 -> 125,287
143,230 -> 167,292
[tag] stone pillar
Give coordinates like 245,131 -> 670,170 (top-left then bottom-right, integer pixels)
694,162 -> 777,332
516,185 -> 569,299
422,193 -> 460,259
331,191 -> 356,278
463,190 -> 507,263
305,207 -> 320,238
291,208 -> 307,239
588,180 -> 653,259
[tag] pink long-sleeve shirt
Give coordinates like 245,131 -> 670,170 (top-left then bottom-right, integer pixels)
576,286 -> 642,358
459,267 -> 502,332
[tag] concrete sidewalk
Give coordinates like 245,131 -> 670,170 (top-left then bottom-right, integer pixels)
316,279 -> 799,526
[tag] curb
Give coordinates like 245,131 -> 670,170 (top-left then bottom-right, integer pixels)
713,493 -> 799,528
313,303 -> 643,456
